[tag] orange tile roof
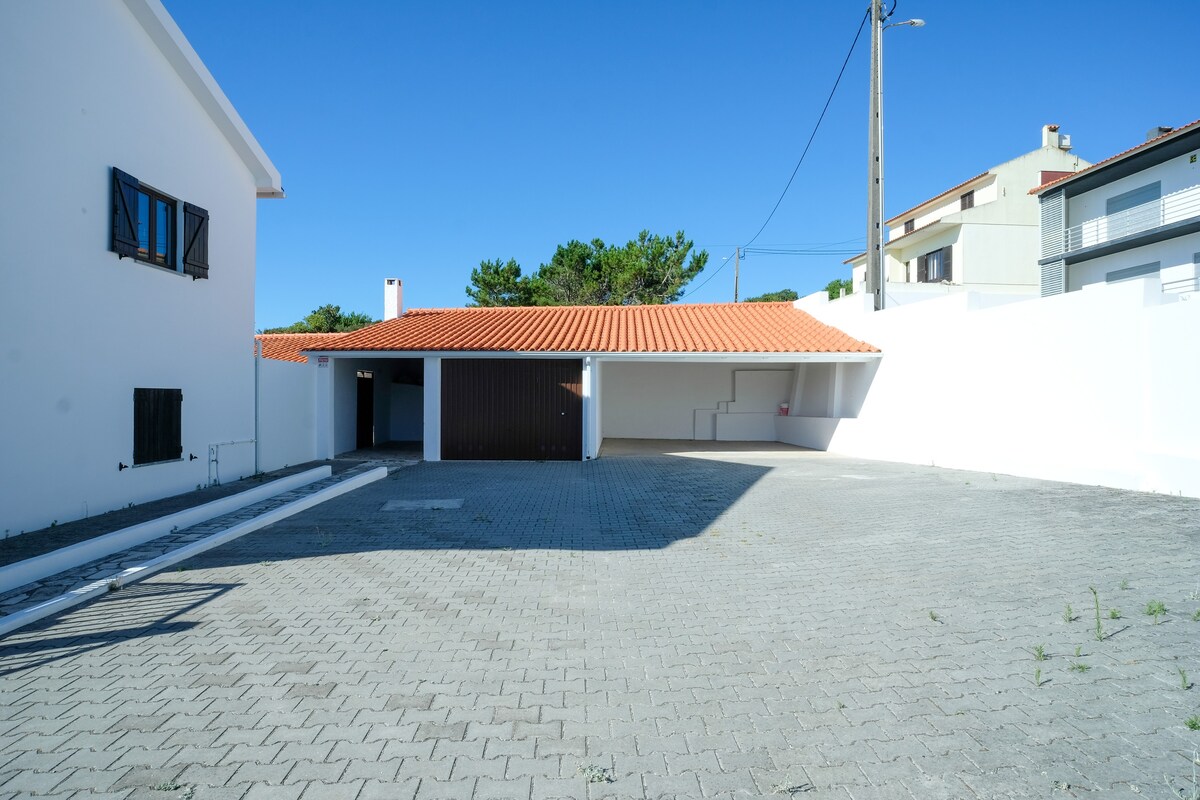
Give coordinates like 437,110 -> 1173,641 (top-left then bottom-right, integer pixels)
1031,118 -> 1200,195
310,303 -> 879,355
256,333 -> 348,363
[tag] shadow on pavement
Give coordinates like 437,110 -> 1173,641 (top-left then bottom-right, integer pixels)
0,580 -> 236,675
178,453 -> 776,571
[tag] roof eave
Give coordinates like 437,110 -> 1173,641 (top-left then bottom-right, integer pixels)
122,0 -> 284,197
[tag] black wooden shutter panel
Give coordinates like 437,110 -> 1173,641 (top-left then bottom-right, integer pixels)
111,168 -> 140,258
917,254 -> 927,283
183,203 -> 209,280
942,245 -> 953,282
134,388 -> 183,464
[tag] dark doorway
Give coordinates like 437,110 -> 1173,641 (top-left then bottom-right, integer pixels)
441,358 -> 582,460
356,370 -> 374,449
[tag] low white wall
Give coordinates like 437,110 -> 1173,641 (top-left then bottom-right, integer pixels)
258,358 -> 317,472
805,279 -> 1200,497
601,362 -> 793,440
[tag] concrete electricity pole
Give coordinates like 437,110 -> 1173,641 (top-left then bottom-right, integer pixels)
867,2 -> 923,312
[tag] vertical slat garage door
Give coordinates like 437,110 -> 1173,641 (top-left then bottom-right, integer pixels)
441,358 -> 582,460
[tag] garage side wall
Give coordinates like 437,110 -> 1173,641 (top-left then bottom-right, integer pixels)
257,358 -> 316,472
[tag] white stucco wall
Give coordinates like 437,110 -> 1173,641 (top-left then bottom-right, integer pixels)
1067,233 -> 1200,292
804,280 -> 1200,497
1067,152 -> 1200,228
601,362 -> 793,441
0,2 -> 264,535
257,358 -> 316,472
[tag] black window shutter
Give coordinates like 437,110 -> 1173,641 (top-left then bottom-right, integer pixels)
112,168 -> 140,258
942,245 -> 953,282
917,254 -> 928,283
182,203 -> 209,280
134,388 -> 183,464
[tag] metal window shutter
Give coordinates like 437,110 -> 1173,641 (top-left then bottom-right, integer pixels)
1040,190 -> 1064,260
1041,260 -> 1065,297
111,168 -> 140,258
182,203 -> 209,280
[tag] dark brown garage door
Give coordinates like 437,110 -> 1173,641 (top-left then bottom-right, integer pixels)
441,358 -> 582,460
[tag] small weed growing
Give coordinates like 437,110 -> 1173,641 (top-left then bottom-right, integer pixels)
1146,600 -> 1168,624
1109,608 -> 1122,620
1164,748 -> 1200,800
1034,667 -> 1043,687
1033,644 -> 1047,661
1180,667 -> 1191,690
1069,662 -> 1091,673
50,520 -> 57,528
929,610 -> 940,623
577,764 -> 615,784
771,779 -> 815,795
1186,717 -> 1200,731
1063,603 -> 1075,623
1192,609 -> 1200,622
1090,586 -> 1103,641
1119,578 -> 1130,590
1074,645 -> 1083,658
151,782 -> 182,792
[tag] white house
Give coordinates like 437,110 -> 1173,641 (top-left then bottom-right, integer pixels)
843,125 -> 1088,307
0,0 -> 283,536
1035,119 -> 1200,296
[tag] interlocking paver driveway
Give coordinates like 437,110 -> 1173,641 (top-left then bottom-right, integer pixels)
1,452 -> 1198,800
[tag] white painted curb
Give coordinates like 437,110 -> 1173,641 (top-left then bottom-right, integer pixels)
0,467 -> 332,596
0,466 -> 386,639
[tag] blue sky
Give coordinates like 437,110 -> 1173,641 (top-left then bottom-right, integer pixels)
163,0 -> 1196,329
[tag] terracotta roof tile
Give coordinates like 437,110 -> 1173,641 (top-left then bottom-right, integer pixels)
256,332 -> 348,363
310,303 -> 879,355
1030,118 -> 1200,195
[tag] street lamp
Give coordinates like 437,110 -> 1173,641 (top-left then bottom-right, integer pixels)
866,2 -> 923,311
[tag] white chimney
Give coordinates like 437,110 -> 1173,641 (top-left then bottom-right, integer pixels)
1041,124 -> 1072,151
384,278 -> 403,320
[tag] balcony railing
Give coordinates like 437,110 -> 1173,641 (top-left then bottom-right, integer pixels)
1065,184 -> 1200,252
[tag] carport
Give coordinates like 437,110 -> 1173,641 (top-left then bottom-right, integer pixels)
304,302 -> 880,461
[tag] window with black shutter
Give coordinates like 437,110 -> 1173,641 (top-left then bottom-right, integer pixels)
917,246 -> 954,283
182,203 -> 209,280
960,190 -> 975,210
133,388 -> 183,465
904,219 -> 915,234
110,167 -> 207,279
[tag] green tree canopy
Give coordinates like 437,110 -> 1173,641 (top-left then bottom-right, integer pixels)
465,230 -> 708,307
824,278 -> 853,300
261,304 -> 376,333
743,288 -> 799,303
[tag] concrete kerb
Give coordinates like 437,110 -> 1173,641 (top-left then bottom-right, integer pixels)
0,466 -> 333,595
0,465 -> 386,638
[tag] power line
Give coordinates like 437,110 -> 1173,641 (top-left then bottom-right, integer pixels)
740,8 -> 870,250
680,9 -> 870,302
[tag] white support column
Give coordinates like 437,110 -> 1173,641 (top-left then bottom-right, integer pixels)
830,362 -> 845,418
314,356 -> 334,460
582,357 -> 601,460
423,356 -> 441,461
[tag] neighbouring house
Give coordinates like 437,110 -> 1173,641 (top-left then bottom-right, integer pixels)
258,288 -> 881,463
0,0 -> 283,536
1035,119 -> 1200,296
842,125 -> 1089,307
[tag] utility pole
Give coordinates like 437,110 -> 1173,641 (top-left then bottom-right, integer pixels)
866,0 -> 886,311
734,248 -> 740,302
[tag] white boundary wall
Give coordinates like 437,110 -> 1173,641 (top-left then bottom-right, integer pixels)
257,358 -> 317,472
800,279 -> 1200,497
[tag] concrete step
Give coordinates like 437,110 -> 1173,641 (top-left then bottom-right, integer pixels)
0,462 -> 394,637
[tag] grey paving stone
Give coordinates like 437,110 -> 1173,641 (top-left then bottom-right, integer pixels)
1,454 -> 1198,800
